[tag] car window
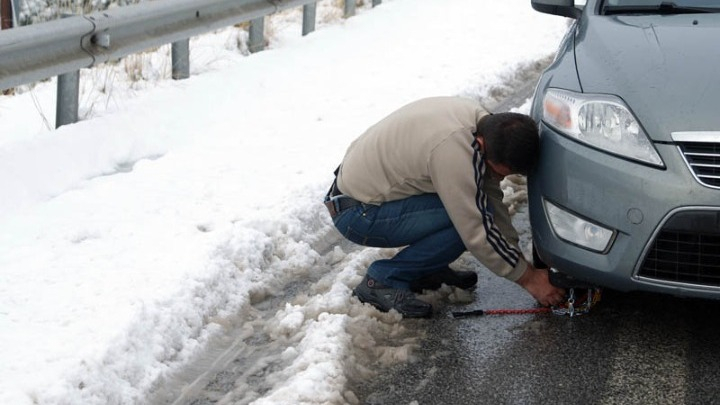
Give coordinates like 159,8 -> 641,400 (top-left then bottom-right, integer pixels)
601,0 -> 720,14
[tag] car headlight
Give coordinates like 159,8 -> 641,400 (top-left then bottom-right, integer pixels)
544,200 -> 614,253
542,88 -> 664,167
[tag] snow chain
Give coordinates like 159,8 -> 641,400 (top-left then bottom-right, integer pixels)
551,287 -> 602,317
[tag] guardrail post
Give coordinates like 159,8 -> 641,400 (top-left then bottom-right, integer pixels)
372,0 -> 381,6
1,0 -> 12,29
56,70 -> 80,128
10,0 -> 17,25
302,3 -> 316,36
55,12 -> 81,128
171,39 -> 190,80
249,17 -> 264,53
344,0 -> 355,18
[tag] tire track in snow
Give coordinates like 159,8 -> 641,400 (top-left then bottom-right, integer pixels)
147,189 -> 421,404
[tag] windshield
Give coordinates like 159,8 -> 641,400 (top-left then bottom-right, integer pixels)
601,0 -> 720,14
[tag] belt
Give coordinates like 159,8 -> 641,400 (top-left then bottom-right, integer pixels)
324,176 -> 362,218
324,196 -> 362,219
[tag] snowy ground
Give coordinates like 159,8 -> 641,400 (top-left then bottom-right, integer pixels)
0,1 -> 569,403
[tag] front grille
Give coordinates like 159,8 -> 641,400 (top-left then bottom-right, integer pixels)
639,211 -> 720,286
677,142 -> 720,188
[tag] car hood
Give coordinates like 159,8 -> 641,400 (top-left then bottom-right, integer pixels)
574,14 -> 720,141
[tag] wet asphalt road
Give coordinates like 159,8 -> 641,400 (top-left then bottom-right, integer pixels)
353,260 -> 720,405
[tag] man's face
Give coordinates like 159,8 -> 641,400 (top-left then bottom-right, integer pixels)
486,160 -> 512,181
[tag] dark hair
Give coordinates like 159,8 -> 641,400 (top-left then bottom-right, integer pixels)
476,112 -> 540,175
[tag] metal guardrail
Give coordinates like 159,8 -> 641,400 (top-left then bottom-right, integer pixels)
0,0 -> 381,127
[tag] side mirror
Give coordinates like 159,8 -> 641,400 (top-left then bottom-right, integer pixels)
531,0 -> 582,19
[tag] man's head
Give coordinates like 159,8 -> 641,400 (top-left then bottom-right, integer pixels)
476,112 -> 540,176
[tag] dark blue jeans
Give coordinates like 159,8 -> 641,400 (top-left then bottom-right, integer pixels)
332,193 -> 466,289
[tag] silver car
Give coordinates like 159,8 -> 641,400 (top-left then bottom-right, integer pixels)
528,0 -> 720,298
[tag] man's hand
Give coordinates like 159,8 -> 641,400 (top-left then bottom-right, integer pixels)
515,264 -> 566,306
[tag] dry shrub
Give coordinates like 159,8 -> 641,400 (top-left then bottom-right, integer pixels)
123,54 -> 145,82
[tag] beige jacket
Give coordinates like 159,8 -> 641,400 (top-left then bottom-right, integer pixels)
336,96 -> 527,281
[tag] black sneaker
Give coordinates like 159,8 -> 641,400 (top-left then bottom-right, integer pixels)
353,275 -> 432,318
408,267 -> 478,293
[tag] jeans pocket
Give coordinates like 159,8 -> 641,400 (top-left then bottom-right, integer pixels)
333,203 -> 389,247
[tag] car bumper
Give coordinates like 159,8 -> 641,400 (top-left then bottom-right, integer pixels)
529,123 -> 720,299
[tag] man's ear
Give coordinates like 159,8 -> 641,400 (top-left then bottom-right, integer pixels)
475,135 -> 485,152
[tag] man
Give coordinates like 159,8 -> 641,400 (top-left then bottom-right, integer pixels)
324,96 -> 565,318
